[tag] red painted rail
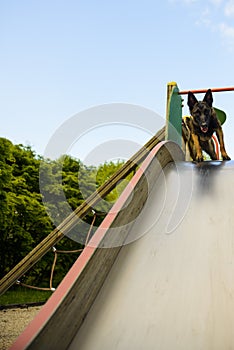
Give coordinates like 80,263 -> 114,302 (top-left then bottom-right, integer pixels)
178,87 -> 234,95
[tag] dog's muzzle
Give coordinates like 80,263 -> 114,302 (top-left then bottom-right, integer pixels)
200,124 -> 208,133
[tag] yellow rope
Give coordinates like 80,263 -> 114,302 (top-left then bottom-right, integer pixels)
16,280 -> 54,292
85,213 -> 97,246
16,210 -> 98,293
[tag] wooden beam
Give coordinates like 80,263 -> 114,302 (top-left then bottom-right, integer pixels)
0,127 -> 165,296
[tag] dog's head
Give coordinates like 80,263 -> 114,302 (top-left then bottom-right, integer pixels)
187,89 -> 213,133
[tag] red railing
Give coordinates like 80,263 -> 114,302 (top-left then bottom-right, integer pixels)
178,87 -> 234,95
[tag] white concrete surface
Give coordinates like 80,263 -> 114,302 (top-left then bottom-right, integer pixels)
69,161 -> 234,350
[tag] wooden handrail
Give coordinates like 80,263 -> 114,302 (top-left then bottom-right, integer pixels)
0,127 -> 165,296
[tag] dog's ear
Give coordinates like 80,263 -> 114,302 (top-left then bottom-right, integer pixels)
187,91 -> 198,111
203,89 -> 213,107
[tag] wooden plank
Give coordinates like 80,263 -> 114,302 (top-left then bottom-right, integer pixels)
11,141 -> 184,350
0,127 -> 165,296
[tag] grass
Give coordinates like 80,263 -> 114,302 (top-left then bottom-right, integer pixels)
0,286 -> 52,306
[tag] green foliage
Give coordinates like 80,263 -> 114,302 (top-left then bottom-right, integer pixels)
0,139 -> 53,277
0,137 -> 126,291
0,287 -> 52,305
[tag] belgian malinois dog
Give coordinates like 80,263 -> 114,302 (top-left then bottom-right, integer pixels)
183,89 -> 231,162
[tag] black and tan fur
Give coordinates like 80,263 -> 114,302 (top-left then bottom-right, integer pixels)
183,89 -> 230,162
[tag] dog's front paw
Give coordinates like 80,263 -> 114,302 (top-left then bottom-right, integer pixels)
196,155 -> 204,162
222,154 -> 231,161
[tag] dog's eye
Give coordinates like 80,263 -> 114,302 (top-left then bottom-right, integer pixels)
204,109 -> 209,116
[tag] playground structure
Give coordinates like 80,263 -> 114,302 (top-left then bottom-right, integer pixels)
1,82 -> 234,349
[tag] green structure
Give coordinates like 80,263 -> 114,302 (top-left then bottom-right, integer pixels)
165,82 -> 183,147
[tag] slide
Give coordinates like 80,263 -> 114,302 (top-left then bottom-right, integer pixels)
11,141 -> 234,350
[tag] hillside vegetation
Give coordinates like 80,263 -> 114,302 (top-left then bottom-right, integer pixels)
0,138 -> 126,287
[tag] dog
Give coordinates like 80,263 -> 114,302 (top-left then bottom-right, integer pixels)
183,89 -> 231,162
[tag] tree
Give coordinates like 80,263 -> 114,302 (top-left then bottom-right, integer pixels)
0,139 -> 53,277
0,138 -> 127,287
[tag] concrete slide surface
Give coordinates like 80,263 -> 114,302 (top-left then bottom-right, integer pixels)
69,160 -> 234,350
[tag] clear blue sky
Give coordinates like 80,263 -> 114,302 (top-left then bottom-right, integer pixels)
1,0 -> 234,162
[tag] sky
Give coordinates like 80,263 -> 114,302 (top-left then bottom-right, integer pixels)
1,0 -> 234,164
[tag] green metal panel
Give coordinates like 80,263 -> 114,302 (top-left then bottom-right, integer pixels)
166,83 -> 182,146
214,107 -> 226,125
